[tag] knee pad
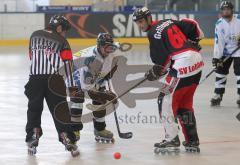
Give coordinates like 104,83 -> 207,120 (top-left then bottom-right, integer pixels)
92,101 -> 106,118
93,109 -> 106,119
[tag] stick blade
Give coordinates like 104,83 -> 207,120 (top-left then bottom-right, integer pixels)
119,132 -> 133,139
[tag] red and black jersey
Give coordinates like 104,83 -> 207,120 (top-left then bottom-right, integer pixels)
147,19 -> 201,69
29,29 -> 72,75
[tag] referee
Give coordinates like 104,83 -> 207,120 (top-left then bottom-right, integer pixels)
24,15 -> 79,155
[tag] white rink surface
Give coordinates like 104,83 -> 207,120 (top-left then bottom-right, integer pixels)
0,45 -> 240,165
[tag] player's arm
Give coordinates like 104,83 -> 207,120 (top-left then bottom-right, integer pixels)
60,40 -> 85,102
174,18 -> 204,42
28,35 -> 34,60
213,24 -> 225,59
60,39 -> 75,87
212,23 -> 225,70
145,38 -> 169,81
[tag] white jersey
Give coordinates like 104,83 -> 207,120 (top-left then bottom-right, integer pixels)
73,46 -> 117,91
214,15 -> 240,58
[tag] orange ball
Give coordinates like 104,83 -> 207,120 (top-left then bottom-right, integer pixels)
114,152 -> 121,159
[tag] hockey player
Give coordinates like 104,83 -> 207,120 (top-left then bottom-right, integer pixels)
211,1 -> 240,107
133,7 -> 204,153
70,33 -> 118,143
24,15 -> 79,156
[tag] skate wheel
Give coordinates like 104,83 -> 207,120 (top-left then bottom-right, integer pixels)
196,148 -> 200,153
160,150 -> 166,154
211,104 -> 220,107
111,138 -> 115,143
185,147 -> 200,153
95,137 -> 100,143
154,148 -> 160,154
186,148 -> 191,152
175,149 -> 180,154
28,147 -> 37,155
71,150 -> 80,157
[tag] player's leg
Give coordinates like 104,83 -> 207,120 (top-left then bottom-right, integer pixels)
211,57 -> 233,106
177,72 -> 201,152
87,85 -> 115,143
24,76 -> 44,155
46,75 -> 80,156
178,109 -> 200,152
233,57 -> 240,107
68,86 -> 84,141
92,100 -> 114,143
154,75 -> 180,154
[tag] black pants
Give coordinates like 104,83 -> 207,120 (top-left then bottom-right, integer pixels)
24,75 -> 76,142
215,57 -> 240,95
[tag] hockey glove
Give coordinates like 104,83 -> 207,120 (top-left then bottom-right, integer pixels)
68,86 -> 85,103
145,65 -> 166,81
88,90 -> 117,104
212,58 -> 224,71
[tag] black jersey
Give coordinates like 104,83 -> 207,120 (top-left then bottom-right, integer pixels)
29,29 -> 72,75
147,18 -> 202,68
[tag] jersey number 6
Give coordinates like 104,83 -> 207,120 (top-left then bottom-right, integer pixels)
167,25 -> 187,49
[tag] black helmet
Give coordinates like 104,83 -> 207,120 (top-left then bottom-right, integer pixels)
220,1 -> 234,10
48,15 -> 71,31
132,7 -> 151,22
97,33 -> 114,47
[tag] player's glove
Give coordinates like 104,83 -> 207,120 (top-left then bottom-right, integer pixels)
68,86 -> 85,103
145,65 -> 166,81
88,89 -> 117,104
212,58 -> 224,71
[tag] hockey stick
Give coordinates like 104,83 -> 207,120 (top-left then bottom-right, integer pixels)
86,77 -> 147,112
74,42 -> 133,57
200,46 -> 240,84
107,80 -> 133,139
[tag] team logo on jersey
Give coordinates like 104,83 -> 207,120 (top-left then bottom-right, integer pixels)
221,29 -> 225,35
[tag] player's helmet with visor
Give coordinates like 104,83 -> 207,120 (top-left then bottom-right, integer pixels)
97,33 -> 117,53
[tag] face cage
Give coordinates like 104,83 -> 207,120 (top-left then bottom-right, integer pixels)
102,44 -> 118,54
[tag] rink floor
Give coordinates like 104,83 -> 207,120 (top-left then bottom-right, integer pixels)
0,45 -> 240,165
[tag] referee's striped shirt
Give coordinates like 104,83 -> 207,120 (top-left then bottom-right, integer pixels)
29,29 -> 72,75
